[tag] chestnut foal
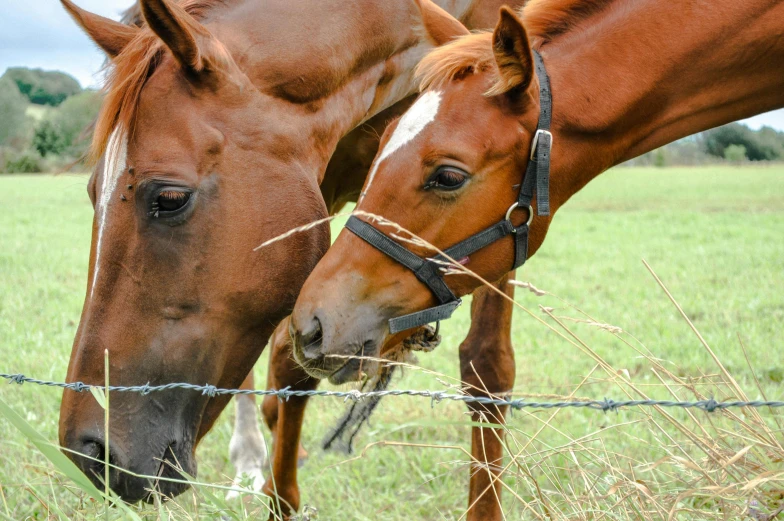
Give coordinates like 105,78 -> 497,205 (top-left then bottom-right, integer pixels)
291,0 -> 784,518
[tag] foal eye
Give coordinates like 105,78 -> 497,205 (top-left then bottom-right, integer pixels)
425,166 -> 468,191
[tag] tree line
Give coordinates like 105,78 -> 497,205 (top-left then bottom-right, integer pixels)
0,68 -> 101,173
626,122 -> 784,167
1,67 -> 783,173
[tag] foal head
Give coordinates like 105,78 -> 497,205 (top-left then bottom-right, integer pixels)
58,0 -> 329,501
291,5 -> 552,382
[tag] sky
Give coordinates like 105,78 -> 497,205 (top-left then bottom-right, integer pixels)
1,0 -> 783,132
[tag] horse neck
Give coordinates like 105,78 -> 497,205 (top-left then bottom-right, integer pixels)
222,0 -> 478,179
545,0 -> 784,208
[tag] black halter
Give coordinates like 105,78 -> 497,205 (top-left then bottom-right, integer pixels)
345,50 -> 552,335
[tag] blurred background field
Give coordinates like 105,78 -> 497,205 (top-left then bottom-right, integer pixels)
1,166 -> 783,519
3,66 -> 784,177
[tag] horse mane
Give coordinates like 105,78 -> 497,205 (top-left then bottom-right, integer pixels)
416,0 -> 616,92
523,0 -> 616,44
91,0 -> 227,162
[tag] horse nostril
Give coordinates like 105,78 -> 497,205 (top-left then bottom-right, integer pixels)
74,437 -> 110,484
299,317 -> 323,360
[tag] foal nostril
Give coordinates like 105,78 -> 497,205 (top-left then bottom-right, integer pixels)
298,316 -> 324,360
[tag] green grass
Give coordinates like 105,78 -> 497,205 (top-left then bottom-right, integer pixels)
1,165 -> 783,519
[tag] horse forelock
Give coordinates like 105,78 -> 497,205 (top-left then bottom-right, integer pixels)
415,0 -> 619,93
415,31 -> 495,92
90,0 -> 230,164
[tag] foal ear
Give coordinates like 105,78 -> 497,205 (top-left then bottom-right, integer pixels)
60,0 -> 139,58
140,0 -> 224,76
486,7 -> 534,97
413,0 -> 470,46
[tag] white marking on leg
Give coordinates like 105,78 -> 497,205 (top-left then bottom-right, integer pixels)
227,395 -> 268,499
90,127 -> 128,301
360,90 -> 442,202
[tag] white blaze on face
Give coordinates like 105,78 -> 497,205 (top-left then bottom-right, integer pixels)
90,127 -> 128,301
360,90 -> 442,203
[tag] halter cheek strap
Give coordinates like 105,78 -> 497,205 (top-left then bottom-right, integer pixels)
345,50 -> 552,335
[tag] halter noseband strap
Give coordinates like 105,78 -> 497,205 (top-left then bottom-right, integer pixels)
345,50 -> 552,335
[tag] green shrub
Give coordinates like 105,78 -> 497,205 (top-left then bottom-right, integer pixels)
30,90 -> 102,159
0,77 -> 30,147
1,68 -> 82,107
723,144 -> 747,162
652,148 -> 667,167
4,151 -> 43,173
32,120 -> 66,157
50,90 -> 103,158
703,123 -> 783,161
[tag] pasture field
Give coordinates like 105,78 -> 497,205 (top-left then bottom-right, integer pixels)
1,165 -> 784,520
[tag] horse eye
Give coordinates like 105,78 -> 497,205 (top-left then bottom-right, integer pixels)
153,190 -> 191,215
425,166 -> 468,191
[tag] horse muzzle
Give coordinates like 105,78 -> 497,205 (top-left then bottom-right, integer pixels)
289,309 -> 385,385
60,385 -> 201,503
66,428 -> 196,502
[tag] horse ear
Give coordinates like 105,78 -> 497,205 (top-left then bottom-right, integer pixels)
487,7 -> 534,97
413,0 -> 470,46
60,0 -> 139,58
139,0 -> 218,74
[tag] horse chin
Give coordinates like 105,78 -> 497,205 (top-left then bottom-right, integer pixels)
327,357 -> 380,386
152,443 -> 197,501
103,439 -> 197,504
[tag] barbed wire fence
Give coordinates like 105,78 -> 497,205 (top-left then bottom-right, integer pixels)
3,372 -> 783,414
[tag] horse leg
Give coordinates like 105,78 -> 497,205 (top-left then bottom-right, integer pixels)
459,273 -> 516,521
261,342 -> 309,469
226,372 -> 267,498
263,317 -> 320,519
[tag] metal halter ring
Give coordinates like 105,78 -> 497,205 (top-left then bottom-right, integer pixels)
505,202 -> 534,230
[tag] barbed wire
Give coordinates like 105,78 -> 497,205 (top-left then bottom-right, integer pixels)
3,372 -> 783,413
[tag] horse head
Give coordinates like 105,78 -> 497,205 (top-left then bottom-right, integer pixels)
59,0 -> 329,501
290,4 -> 553,382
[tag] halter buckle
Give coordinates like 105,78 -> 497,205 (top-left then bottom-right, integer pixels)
530,129 -> 553,161
505,202 -> 534,230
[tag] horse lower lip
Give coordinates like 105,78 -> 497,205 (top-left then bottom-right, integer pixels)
327,350 -> 368,384
328,364 -> 359,385
144,442 -> 193,502
297,342 -> 372,381
303,365 -> 335,380
298,354 -> 354,381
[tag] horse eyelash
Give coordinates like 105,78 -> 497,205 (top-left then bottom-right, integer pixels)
158,190 -> 188,201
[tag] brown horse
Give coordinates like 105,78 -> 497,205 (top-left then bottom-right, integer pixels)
291,0 -> 784,518
57,0 -> 517,513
